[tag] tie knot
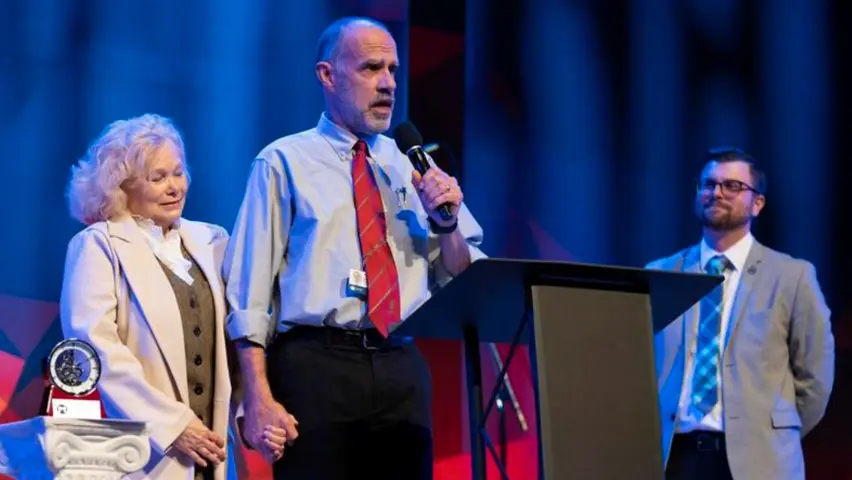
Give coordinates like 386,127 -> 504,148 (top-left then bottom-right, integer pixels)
354,140 -> 368,157
706,255 -> 731,275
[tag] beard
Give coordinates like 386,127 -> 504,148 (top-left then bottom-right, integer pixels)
363,109 -> 392,134
695,201 -> 751,231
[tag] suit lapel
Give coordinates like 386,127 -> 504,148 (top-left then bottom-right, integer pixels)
106,216 -> 189,403
723,242 -> 765,355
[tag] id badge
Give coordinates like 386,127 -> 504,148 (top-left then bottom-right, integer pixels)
347,269 -> 368,297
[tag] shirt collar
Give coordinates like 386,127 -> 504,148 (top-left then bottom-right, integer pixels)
316,112 -> 383,161
700,231 -> 754,272
132,215 -> 181,242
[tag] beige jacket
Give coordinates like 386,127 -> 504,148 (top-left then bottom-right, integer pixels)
60,216 -> 232,479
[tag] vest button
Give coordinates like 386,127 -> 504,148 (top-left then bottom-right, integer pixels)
193,326 -> 202,336
194,355 -> 203,366
194,385 -> 203,395
190,298 -> 198,308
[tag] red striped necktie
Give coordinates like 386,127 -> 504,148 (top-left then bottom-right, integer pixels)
351,140 -> 401,337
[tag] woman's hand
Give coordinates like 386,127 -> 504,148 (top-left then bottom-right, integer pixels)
172,417 -> 227,467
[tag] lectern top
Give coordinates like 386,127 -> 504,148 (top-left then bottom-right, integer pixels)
393,258 -> 722,343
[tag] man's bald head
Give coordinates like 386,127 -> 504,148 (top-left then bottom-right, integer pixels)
315,17 -> 392,66
315,17 -> 398,136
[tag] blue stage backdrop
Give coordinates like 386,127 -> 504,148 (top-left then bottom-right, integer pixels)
412,0 -> 849,477
1,0 -> 850,478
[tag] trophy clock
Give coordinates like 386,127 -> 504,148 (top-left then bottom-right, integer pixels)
43,338 -> 105,419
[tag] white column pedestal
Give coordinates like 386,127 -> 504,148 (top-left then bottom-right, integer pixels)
0,416 -> 149,479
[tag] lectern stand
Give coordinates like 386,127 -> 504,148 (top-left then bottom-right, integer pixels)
394,258 -> 721,480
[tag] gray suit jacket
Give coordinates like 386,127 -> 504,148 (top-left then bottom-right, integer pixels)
647,240 -> 834,480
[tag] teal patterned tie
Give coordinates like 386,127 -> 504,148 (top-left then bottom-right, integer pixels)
691,255 -> 730,414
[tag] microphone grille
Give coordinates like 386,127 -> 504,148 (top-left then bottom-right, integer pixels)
393,121 -> 423,152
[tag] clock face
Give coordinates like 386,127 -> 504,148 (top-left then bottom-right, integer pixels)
47,339 -> 101,396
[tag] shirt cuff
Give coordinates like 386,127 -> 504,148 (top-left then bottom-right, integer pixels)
226,309 -> 274,347
433,244 -> 488,288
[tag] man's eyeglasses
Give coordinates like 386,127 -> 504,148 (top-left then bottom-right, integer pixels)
696,179 -> 761,196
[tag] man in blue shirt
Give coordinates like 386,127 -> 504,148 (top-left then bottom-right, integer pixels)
223,16 -> 486,479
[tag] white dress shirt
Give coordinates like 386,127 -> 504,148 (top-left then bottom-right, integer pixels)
676,232 -> 754,432
133,217 -> 194,285
222,113 -> 487,347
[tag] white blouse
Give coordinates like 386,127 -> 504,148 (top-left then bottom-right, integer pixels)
133,217 -> 194,285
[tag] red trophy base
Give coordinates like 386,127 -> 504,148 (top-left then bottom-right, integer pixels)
44,385 -> 106,420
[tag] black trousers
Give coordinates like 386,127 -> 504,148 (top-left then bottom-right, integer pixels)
666,432 -> 733,480
266,327 -> 433,480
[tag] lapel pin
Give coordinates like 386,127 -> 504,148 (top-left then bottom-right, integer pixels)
747,265 -> 757,275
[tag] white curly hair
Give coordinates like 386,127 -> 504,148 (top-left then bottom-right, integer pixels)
66,113 -> 189,225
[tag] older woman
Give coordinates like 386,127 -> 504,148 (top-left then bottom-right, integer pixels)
59,113 -> 280,479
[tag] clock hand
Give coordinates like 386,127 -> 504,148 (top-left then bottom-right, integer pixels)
74,353 -> 96,371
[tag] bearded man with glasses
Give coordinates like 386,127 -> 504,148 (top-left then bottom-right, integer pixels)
646,147 -> 834,480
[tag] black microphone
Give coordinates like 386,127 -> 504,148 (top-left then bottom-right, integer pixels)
393,121 -> 454,222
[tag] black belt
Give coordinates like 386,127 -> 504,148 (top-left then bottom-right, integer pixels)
281,326 -> 412,351
674,431 -> 726,452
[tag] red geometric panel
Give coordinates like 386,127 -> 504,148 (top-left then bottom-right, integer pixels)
234,446 -> 273,479
0,294 -> 57,428
0,294 -> 59,359
417,338 -> 464,459
433,436 -> 539,480
526,218 -> 574,261
0,350 -> 24,416
0,376 -> 43,425
409,27 -> 464,79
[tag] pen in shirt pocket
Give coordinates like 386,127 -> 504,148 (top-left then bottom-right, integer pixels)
395,186 -> 408,209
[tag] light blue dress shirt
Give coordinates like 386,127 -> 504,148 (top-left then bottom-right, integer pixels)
224,113 -> 487,347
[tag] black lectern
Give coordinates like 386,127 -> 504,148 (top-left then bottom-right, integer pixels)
393,258 -> 722,480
